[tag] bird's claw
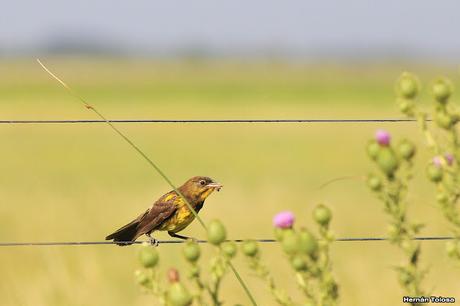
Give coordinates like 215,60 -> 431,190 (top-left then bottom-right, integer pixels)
147,235 -> 159,247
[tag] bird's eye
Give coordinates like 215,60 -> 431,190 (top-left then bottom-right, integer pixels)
199,180 -> 206,186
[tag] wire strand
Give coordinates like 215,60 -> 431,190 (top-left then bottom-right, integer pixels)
0,118 -> 422,124
0,236 -> 454,247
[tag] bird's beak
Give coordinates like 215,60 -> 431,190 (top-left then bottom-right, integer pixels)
206,182 -> 223,191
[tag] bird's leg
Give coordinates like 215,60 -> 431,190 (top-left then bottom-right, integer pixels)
146,233 -> 159,247
168,231 -> 196,241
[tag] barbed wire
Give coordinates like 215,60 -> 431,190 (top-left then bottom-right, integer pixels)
0,236 -> 453,247
0,118 -> 425,124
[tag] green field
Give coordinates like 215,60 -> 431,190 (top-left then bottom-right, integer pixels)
1,59 -> 459,305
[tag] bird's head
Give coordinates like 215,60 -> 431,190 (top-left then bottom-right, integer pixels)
179,176 -> 223,202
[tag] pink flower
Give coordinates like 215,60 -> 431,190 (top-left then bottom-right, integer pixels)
445,153 -> 454,166
273,211 -> 295,229
433,156 -> 443,168
375,130 -> 391,146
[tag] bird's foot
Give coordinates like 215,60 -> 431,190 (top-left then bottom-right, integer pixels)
146,234 -> 159,247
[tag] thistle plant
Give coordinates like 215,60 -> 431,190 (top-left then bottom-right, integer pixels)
135,243 -> 167,305
366,129 -> 426,297
167,268 -> 194,306
240,238 -> 294,306
241,205 -> 339,306
396,72 -> 460,262
182,240 -> 206,305
206,219 -> 234,306
135,219 -> 236,306
135,210 -> 339,306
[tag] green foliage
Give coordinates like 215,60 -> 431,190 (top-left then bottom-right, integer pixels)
134,210 -> 339,306
135,244 -> 168,305
396,72 -> 460,263
135,222 -> 237,306
167,269 -> 193,306
367,125 -> 426,296
242,205 -> 339,306
241,239 -> 294,306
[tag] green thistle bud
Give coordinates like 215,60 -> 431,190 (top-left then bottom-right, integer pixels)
167,269 -> 192,306
282,229 -> 300,255
134,270 -> 150,286
313,204 -> 332,226
376,147 -> 399,177
367,175 -> 382,191
207,219 -> 227,245
397,72 -> 420,99
426,164 -> 443,183
432,78 -> 453,104
367,140 -> 380,160
183,240 -> 200,263
435,111 -> 453,129
398,139 -> 416,160
139,246 -> 159,268
397,98 -> 413,115
167,283 -> 192,306
290,255 -> 307,271
241,240 -> 258,257
298,229 -> 318,256
222,241 -> 237,258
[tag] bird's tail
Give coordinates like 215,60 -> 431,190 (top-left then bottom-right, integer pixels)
105,220 -> 140,246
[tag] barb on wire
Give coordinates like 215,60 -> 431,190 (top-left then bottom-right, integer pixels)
0,236 -> 454,247
0,118 -> 424,124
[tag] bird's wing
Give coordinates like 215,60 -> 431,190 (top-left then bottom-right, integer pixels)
136,191 -> 179,235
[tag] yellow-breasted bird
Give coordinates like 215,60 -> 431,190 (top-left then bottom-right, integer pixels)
105,176 -> 222,246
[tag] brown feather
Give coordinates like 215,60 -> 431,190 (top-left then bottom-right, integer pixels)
105,210 -> 149,246
135,197 -> 178,238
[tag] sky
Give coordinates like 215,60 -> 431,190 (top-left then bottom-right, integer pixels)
1,0 -> 460,60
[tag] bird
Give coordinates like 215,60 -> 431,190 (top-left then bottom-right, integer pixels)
105,176 -> 222,246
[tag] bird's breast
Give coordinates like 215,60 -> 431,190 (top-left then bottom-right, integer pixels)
160,201 -> 203,232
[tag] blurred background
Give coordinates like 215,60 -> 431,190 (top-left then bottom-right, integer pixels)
1,1 -> 460,305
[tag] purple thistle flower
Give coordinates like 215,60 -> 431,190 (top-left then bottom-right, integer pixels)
445,153 -> 454,166
273,211 -> 295,229
375,130 -> 391,146
433,156 -> 443,168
